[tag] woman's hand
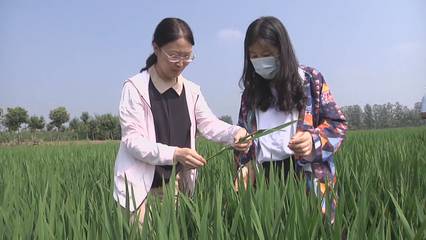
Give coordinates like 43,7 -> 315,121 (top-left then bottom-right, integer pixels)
288,131 -> 314,160
173,148 -> 206,168
233,128 -> 252,153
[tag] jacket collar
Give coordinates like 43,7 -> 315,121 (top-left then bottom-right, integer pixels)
148,66 -> 184,95
126,69 -> 200,108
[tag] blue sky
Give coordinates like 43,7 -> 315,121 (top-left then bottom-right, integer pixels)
1,0 -> 425,122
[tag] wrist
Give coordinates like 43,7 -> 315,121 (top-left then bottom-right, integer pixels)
173,148 -> 181,164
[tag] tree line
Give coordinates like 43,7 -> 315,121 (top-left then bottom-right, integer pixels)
341,102 -> 425,130
0,101 -> 424,143
0,106 -> 120,142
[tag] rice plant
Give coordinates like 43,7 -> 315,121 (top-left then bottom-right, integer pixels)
0,127 -> 425,239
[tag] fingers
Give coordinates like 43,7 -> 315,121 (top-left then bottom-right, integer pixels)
233,141 -> 252,152
292,147 -> 312,156
174,148 -> 206,169
289,131 -> 307,145
185,155 -> 204,168
234,141 -> 251,150
233,128 -> 252,152
288,131 -> 313,157
234,128 -> 248,143
188,149 -> 206,163
186,149 -> 206,167
289,140 -> 311,152
289,142 -> 311,156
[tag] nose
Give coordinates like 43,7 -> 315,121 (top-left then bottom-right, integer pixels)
175,60 -> 184,68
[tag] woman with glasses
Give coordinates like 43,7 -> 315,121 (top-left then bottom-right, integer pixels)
113,17 -> 251,224
233,16 -> 347,223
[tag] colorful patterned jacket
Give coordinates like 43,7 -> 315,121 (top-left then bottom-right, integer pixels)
234,65 -> 348,179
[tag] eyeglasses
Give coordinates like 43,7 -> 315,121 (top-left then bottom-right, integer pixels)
160,48 -> 195,63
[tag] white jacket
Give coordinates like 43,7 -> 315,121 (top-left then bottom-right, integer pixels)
113,70 -> 241,211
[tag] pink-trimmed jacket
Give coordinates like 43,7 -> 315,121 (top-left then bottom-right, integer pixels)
113,70 -> 241,211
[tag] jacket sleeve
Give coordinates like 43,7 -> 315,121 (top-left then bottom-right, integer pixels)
119,82 -> 176,165
309,70 -> 348,162
195,89 -> 241,145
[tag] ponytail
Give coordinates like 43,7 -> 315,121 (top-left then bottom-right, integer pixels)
140,53 -> 157,72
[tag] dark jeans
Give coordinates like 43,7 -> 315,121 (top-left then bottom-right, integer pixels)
261,157 -> 297,181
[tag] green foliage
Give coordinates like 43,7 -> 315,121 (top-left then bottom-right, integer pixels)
342,102 -> 426,130
207,120 -> 297,161
80,112 -> 90,124
3,107 -> 29,132
49,107 -> 70,131
28,116 -> 46,132
0,127 -> 425,239
69,118 -> 80,131
219,115 -> 233,125
46,123 -> 55,131
93,114 -> 120,140
0,113 -> 121,144
0,108 -> 3,131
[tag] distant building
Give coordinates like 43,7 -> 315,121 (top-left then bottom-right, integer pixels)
422,94 -> 426,119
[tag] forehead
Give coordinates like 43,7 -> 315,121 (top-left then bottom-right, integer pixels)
248,40 -> 278,54
161,37 -> 193,52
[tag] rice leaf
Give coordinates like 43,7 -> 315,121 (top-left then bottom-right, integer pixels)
206,120 -> 297,161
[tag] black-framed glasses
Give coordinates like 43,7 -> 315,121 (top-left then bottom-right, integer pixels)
160,48 -> 195,63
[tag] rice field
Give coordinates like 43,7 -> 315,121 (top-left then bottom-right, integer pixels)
0,127 -> 425,239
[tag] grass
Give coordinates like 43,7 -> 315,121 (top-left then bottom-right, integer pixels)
0,127 -> 425,239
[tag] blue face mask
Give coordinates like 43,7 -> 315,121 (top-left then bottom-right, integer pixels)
250,56 -> 279,79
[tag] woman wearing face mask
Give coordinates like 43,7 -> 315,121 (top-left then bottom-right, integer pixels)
113,17 -> 251,224
234,16 -> 347,223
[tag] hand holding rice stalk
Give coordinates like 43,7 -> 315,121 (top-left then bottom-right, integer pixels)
206,120 -> 297,161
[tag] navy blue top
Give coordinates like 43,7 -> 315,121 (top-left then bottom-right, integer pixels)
148,79 -> 191,188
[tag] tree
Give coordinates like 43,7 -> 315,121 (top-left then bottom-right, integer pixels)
219,115 -> 233,125
28,116 -> 45,143
69,118 -> 89,139
391,102 -> 405,127
49,107 -> 70,131
46,123 -> 55,131
69,118 -> 81,131
372,104 -> 390,129
88,119 -> 98,140
78,112 -> 91,139
28,116 -> 45,132
83,114 -> 121,140
400,105 -> 412,127
80,112 -> 90,124
4,107 -> 29,132
363,104 -> 374,129
383,103 -> 394,128
0,108 -> 4,131
341,105 -> 363,130
422,95 -> 426,119
94,114 -> 120,140
412,102 -> 426,126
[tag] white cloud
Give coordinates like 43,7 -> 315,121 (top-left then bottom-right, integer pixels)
217,28 -> 244,42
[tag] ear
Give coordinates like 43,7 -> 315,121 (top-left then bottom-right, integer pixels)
152,42 -> 160,56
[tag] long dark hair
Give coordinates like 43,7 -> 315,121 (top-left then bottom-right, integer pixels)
140,18 -> 195,72
240,16 -> 305,112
